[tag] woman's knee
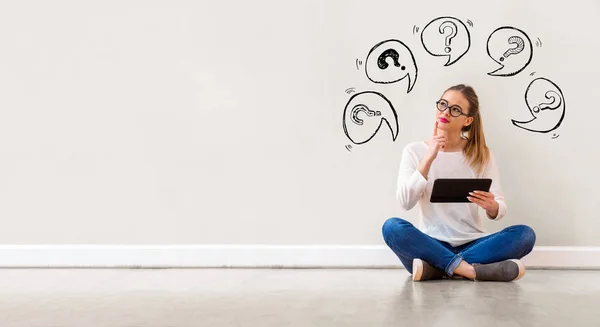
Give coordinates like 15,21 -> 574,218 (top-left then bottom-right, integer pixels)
514,224 -> 536,252
381,217 -> 411,244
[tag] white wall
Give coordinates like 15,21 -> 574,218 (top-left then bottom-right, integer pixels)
0,0 -> 597,250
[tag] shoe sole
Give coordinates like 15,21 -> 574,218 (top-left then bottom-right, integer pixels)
412,258 -> 424,281
509,259 -> 526,281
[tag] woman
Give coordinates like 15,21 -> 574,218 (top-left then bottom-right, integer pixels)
382,84 -> 536,282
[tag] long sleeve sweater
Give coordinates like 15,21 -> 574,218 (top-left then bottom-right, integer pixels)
396,141 -> 507,247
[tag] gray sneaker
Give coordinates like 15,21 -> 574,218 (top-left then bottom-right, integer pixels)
412,258 -> 447,281
473,259 -> 525,282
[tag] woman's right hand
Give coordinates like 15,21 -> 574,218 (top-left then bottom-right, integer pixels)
418,121 -> 448,181
427,121 -> 447,161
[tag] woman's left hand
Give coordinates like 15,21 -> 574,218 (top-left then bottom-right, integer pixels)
467,190 -> 499,218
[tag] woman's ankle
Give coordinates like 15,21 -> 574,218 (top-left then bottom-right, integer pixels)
452,260 -> 476,280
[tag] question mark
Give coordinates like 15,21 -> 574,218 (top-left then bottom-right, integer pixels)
500,36 -> 525,62
532,91 -> 562,114
351,104 -> 381,125
438,21 -> 458,53
377,49 -> 406,71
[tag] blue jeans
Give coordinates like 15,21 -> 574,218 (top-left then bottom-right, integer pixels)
381,217 -> 536,276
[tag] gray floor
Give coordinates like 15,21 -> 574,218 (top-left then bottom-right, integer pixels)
0,268 -> 598,327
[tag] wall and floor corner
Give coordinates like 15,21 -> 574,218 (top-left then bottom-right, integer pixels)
0,245 -> 599,269
1,0 -> 599,269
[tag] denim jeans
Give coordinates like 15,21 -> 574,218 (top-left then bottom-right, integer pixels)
381,217 -> 536,276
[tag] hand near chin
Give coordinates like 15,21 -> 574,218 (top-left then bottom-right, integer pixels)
427,121 -> 448,160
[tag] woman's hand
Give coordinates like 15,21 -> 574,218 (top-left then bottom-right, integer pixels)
426,121 -> 448,160
467,190 -> 499,218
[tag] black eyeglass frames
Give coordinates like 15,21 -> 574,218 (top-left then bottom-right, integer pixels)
436,100 -> 471,117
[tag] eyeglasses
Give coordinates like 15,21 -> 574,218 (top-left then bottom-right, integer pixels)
436,100 -> 472,117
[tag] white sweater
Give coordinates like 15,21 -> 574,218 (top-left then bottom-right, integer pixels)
396,141 -> 507,247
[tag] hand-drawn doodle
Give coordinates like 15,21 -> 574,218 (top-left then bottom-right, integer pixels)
487,26 -> 533,77
343,91 -> 398,145
512,77 -> 565,133
365,39 -> 418,93
421,16 -> 471,66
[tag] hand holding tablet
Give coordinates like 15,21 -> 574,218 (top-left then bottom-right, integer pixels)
467,189 -> 500,217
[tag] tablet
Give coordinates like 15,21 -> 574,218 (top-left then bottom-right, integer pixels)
430,178 -> 492,203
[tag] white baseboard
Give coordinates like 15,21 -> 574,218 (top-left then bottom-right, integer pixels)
0,245 -> 598,269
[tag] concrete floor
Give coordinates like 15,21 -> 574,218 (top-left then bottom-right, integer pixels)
0,269 -> 598,327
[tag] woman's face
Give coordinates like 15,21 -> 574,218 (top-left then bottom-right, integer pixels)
436,90 -> 473,132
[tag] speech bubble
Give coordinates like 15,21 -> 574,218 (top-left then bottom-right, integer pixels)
421,16 -> 471,66
487,26 -> 533,77
365,39 -> 418,93
512,77 -> 565,133
343,91 -> 398,144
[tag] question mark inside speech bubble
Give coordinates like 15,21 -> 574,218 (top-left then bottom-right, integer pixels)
532,91 -> 562,114
421,16 -> 471,66
377,49 -> 406,71
500,36 -> 525,62
487,26 -> 533,77
512,77 -> 565,133
351,104 -> 381,125
439,21 -> 458,53
343,91 -> 398,145
365,39 -> 418,93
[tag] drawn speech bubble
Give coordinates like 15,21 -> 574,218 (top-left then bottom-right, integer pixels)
365,40 -> 418,93
512,77 -> 565,133
487,26 -> 533,77
343,91 -> 398,145
421,17 -> 471,66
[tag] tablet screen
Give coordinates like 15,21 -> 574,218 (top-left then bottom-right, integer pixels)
430,178 -> 492,203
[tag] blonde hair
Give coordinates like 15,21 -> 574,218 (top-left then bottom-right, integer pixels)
444,84 -> 490,175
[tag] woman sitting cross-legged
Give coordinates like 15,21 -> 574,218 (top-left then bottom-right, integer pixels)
382,84 -> 536,282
